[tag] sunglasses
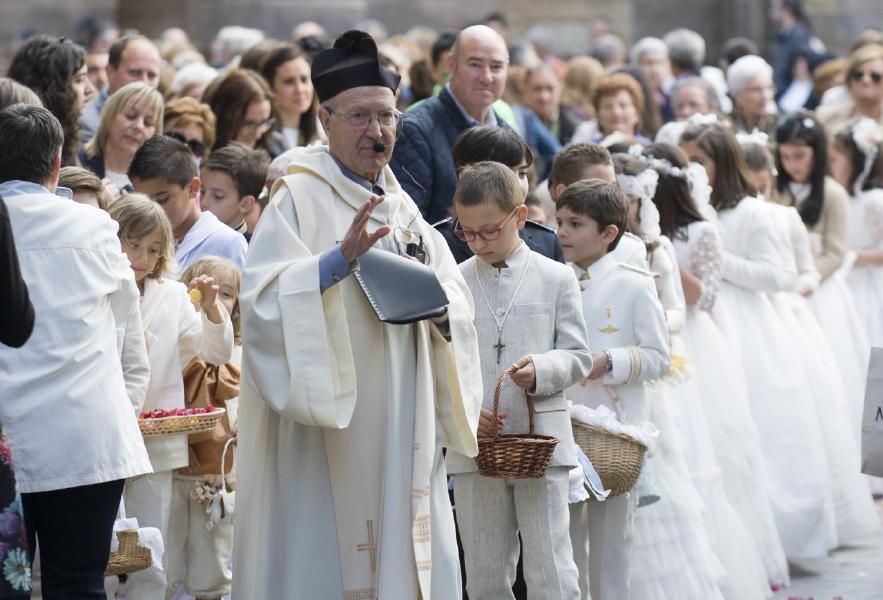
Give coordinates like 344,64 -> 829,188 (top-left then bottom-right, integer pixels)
850,69 -> 883,84
453,208 -> 518,242
165,132 -> 206,157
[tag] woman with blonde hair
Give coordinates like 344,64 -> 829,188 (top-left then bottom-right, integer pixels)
817,44 -> 883,134
561,56 -> 603,123
570,71 -> 649,145
163,96 -> 217,160
80,81 -> 164,196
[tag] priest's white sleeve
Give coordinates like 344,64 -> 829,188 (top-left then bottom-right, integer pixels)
240,185 -> 358,429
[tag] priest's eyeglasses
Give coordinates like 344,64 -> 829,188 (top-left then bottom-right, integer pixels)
327,108 -> 403,130
453,208 -> 517,242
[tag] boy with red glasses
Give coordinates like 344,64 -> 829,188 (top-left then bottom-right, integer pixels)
446,161 -> 591,599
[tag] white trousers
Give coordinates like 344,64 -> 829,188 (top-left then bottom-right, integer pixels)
165,475 -> 233,599
570,493 -> 635,600
454,466 -> 580,600
124,471 -> 174,600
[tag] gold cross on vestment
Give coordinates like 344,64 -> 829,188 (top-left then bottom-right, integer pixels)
357,520 -> 378,573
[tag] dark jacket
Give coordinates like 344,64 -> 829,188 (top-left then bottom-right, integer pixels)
0,196 -> 34,348
433,217 -> 565,265
390,87 -> 506,225
78,149 -> 106,179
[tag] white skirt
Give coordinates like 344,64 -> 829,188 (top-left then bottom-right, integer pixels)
682,306 -> 784,594
774,292 -> 881,545
628,375 -> 728,600
714,282 -> 835,560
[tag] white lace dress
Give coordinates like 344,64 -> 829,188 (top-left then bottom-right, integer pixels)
673,219 -> 786,593
713,196 -> 835,560
628,237 -> 727,600
765,202 -> 879,546
847,189 -> 883,348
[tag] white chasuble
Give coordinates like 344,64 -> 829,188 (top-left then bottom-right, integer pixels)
233,145 -> 482,600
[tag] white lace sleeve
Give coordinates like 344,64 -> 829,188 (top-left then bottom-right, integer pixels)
691,224 -> 723,312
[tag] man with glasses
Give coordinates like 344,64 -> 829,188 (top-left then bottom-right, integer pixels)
233,30 -> 482,600
390,25 -> 511,225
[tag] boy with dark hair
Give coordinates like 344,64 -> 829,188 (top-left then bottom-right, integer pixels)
549,143 -> 648,268
129,135 -> 247,271
555,180 -> 670,600
200,143 -> 271,240
447,161 -> 591,599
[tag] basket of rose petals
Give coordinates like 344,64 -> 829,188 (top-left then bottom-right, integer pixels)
138,406 -> 226,437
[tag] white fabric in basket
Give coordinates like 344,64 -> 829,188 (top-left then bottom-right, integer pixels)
569,403 -> 659,450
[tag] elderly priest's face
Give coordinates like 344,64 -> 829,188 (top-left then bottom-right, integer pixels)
320,86 -> 398,182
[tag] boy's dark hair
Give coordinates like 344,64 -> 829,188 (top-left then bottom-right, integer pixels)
128,135 -> 198,187
549,144 -> 612,189
452,126 -> 533,171
556,180 -> 628,251
201,143 -> 270,199
454,161 -> 523,212
431,31 -> 458,68
0,104 -> 63,185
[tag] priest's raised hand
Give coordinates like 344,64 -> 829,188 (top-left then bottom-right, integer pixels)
339,194 -> 391,263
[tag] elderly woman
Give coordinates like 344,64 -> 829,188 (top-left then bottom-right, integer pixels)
727,54 -> 778,135
163,96 -> 217,161
521,64 -> 577,145
80,81 -> 164,196
816,44 -> 883,134
671,75 -> 721,120
570,71 -> 650,145
630,37 -> 673,119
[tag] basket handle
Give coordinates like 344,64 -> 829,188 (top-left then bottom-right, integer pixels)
490,368 -> 537,439
220,435 -> 236,493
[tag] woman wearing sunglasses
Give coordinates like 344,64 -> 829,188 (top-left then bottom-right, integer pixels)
817,44 -> 883,134
163,96 -> 217,162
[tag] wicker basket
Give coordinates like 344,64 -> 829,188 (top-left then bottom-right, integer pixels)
138,408 -> 226,438
105,530 -> 151,576
475,369 -> 558,479
572,419 -> 646,498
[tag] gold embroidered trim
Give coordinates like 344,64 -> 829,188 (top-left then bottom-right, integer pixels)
344,588 -> 377,600
413,515 -> 431,542
416,560 -> 432,571
411,487 -> 430,498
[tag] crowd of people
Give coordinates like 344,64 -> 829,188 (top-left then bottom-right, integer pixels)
1,0 -> 883,598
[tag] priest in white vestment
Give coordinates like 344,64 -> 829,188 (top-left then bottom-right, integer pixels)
232,30 -> 483,600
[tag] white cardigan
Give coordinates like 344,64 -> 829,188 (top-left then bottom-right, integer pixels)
140,277 -> 234,472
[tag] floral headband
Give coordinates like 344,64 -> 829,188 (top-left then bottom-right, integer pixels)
617,168 -> 661,240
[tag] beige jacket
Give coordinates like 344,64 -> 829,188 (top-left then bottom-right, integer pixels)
773,177 -> 849,280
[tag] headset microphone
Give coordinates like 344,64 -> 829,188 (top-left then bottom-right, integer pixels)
372,142 -> 387,153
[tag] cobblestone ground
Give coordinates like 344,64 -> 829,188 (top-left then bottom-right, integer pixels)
772,501 -> 883,600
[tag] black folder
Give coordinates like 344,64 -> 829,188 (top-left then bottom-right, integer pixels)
354,247 -> 449,324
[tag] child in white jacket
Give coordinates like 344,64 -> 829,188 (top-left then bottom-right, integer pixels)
108,194 -> 234,600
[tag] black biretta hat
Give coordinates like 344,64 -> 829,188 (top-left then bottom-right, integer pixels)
311,30 -> 401,103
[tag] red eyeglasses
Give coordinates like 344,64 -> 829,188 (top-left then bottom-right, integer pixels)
453,208 -> 518,242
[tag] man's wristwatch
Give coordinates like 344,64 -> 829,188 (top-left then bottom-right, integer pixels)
604,349 -> 613,374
